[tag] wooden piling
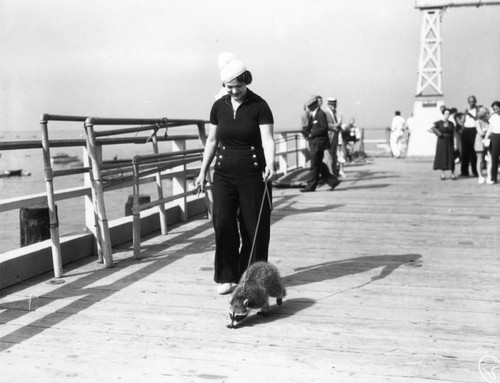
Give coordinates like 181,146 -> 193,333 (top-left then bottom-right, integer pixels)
19,205 -> 53,247
125,194 -> 151,216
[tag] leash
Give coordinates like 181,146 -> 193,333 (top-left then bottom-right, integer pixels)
247,180 -> 273,270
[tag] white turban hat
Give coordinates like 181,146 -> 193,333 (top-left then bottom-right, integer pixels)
220,59 -> 247,84
218,52 -> 236,70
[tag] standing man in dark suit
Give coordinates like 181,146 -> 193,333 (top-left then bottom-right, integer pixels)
301,96 -> 340,192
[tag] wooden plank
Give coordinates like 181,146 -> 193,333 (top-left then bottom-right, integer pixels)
0,157 -> 498,382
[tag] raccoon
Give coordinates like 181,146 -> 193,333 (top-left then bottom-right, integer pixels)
227,261 -> 286,329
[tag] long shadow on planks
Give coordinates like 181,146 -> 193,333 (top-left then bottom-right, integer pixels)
350,169 -> 400,181
283,254 -> 422,288
0,217 -> 216,352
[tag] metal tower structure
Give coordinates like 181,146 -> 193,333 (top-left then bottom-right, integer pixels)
407,0 -> 500,156
416,8 -> 443,98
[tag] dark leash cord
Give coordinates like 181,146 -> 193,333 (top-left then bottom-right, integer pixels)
195,177 -> 272,272
247,180 -> 273,271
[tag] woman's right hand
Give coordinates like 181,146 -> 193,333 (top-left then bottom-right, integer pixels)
194,173 -> 206,191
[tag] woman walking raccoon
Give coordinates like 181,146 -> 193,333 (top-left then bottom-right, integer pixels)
195,54 -> 275,295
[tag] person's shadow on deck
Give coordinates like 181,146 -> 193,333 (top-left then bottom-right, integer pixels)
235,254 -> 422,328
283,253 -> 422,288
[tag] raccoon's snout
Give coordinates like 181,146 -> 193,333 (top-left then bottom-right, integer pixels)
229,312 -> 248,323
228,312 -> 248,329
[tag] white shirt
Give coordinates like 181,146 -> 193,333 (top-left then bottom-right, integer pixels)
489,113 -> 500,134
391,115 -> 405,133
464,108 -> 477,128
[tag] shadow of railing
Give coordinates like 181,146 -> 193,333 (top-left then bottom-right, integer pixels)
0,217 -> 215,352
1,188 -> 362,350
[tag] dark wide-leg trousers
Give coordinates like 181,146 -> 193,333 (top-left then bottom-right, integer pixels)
329,144 -> 339,177
212,146 -> 272,284
490,133 -> 500,183
305,139 -> 339,191
461,128 -> 478,176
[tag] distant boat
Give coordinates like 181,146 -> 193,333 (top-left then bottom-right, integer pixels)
51,153 -> 80,164
0,169 -> 30,178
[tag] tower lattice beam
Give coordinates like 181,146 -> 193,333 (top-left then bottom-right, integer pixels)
416,9 -> 443,97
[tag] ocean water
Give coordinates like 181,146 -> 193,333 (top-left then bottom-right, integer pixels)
0,127 -> 387,253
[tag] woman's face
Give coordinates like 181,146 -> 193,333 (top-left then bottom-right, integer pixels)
493,104 -> 500,115
224,79 -> 247,102
443,110 -> 450,120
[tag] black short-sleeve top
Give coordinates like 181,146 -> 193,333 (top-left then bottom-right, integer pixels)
209,89 -> 274,147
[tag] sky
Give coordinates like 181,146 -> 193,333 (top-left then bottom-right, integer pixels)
0,0 -> 499,133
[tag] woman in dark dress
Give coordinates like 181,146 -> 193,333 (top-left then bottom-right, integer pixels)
432,108 -> 456,180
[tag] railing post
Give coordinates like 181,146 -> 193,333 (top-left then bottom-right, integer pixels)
297,134 -> 308,168
40,118 -> 63,279
83,145 -> 104,263
294,134 -> 299,169
151,131 -> 168,235
84,120 -> 113,267
277,132 -> 288,175
172,139 -> 188,222
359,127 -> 365,154
132,159 -> 141,259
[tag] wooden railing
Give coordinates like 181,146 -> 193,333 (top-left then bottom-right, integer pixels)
275,130 -> 309,174
0,127 -> 309,286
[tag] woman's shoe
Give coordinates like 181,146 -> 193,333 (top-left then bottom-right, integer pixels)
486,179 -> 495,185
440,175 -> 446,181
217,283 -> 233,295
478,177 -> 485,184
450,174 -> 456,180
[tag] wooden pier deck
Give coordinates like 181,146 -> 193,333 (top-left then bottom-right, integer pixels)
0,157 -> 498,383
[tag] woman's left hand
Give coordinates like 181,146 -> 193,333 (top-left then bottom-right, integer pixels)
263,166 -> 276,182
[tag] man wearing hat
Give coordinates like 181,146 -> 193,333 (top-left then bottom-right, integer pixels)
301,96 -> 340,192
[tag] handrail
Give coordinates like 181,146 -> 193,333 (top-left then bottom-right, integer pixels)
0,136 -> 200,151
86,117 -> 168,125
82,116 -> 208,266
0,128 -> 309,269
0,127 -> 367,216
41,114 -> 88,122
85,116 -> 208,126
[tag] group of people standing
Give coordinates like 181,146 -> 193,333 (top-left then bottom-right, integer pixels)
300,95 -> 360,192
431,95 -> 500,184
